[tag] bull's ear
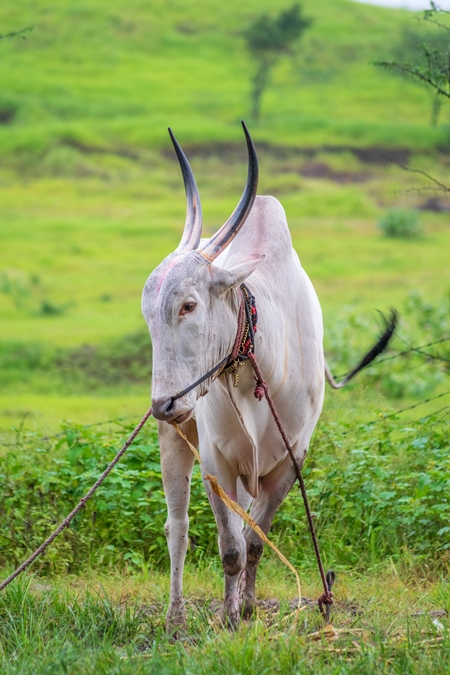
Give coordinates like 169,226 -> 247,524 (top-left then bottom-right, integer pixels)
210,255 -> 265,293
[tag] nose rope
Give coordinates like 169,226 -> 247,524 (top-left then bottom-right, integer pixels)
170,354 -> 230,404
247,350 -> 334,618
169,283 -> 253,404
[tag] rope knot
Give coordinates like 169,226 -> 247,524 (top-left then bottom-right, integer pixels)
318,590 -> 334,619
253,377 -> 268,400
318,591 -> 333,606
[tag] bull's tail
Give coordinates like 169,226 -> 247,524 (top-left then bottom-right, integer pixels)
325,309 -> 398,390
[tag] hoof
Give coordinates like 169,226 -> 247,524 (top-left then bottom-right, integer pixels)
219,606 -> 241,631
166,602 -> 187,638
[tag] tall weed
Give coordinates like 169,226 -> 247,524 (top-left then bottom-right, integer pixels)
325,290 -> 450,399
0,411 -> 448,575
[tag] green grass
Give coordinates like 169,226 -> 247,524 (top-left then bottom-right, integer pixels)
1,172 -> 449,345
1,0 -> 450,437
0,569 -> 449,674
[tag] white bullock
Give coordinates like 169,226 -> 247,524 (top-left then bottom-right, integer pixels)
142,123 -> 396,631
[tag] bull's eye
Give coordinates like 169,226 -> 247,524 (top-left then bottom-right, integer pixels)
179,302 -> 197,316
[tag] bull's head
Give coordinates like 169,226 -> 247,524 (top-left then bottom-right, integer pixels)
142,122 -> 264,423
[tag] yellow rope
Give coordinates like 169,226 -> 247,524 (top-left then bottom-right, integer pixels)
173,422 -> 303,625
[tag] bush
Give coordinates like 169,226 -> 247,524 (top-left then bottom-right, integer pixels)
0,330 -> 152,390
279,415 -> 450,567
325,290 -> 449,399
378,209 -> 422,239
0,410 -> 449,575
0,421 -> 215,573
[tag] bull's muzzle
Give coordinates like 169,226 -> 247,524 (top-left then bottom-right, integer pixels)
151,396 -> 193,424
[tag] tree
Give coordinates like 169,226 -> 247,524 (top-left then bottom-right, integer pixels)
243,4 -> 312,122
0,27 -> 33,124
374,3 -> 449,195
0,26 -> 33,42
374,3 -> 450,127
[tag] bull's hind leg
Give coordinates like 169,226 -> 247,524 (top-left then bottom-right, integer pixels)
158,419 -> 197,634
242,452 -> 303,618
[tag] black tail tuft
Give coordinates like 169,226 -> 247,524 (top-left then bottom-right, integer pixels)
341,308 -> 398,386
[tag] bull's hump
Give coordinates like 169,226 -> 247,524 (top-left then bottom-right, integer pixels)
228,195 -> 293,262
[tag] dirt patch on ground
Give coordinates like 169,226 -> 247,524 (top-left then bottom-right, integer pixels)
301,161 -> 370,183
0,104 -> 17,125
160,141 -> 417,186
162,141 -> 411,167
418,197 -> 450,213
60,137 -> 139,161
181,596 -> 363,618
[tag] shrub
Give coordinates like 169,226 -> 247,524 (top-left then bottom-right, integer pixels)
324,290 -> 449,399
279,415 -> 450,567
0,330 -> 153,389
0,422 -> 215,573
0,410 -> 449,575
378,209 -> 422,239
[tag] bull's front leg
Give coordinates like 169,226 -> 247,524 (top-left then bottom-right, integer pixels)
202,467 -> 247,629
157,418 -> 197,634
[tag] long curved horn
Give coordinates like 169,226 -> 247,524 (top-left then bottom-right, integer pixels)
198,121 -> 258,262
168,128 -> 203,253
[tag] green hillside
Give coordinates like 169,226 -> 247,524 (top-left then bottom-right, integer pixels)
1,0 -> 448,154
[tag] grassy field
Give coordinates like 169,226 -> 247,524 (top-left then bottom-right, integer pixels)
1,0 -> 449,671
2,146 -> 449,430
0,567 -> 449,674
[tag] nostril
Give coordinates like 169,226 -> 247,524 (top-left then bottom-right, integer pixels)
151,396 -> 175,420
